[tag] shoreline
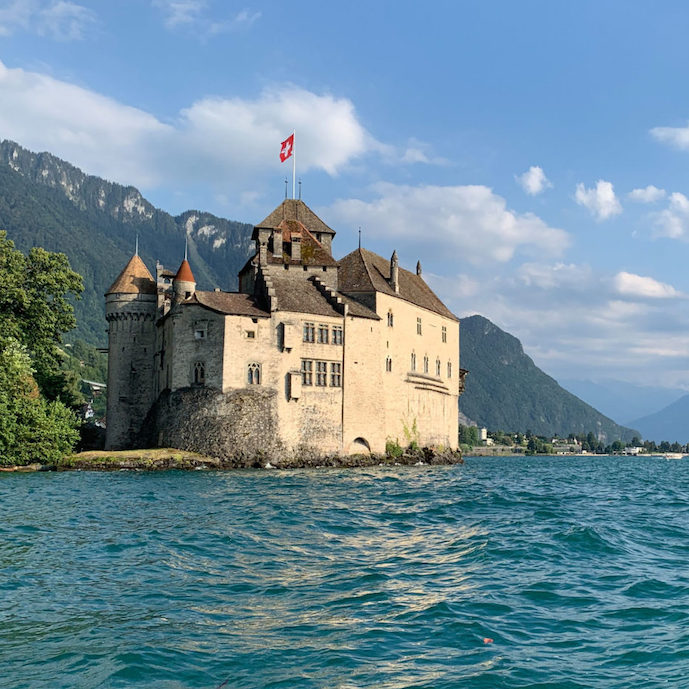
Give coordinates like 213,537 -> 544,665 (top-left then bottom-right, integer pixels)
0,447 -> 464,473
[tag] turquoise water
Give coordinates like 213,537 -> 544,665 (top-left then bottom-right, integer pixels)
2,456 -> 689,689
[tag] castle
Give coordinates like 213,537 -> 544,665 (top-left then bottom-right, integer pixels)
105,199 -> 465,458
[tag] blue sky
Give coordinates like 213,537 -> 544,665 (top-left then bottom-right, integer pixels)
3,0 -> 689,391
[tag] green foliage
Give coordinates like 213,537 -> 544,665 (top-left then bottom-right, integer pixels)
402,416 -> 420,450
385,438 -> 404,459
459,424 -> 479,446
0,337 -> 79,465
0,231 -> 83,401
459,315 -> 638,442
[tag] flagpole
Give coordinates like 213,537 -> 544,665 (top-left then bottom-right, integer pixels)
292,130 -> 296,199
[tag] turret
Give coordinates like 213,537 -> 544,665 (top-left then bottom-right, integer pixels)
173,259 -> 196,304
105,254 -> 157,450
390,250 -> 399,293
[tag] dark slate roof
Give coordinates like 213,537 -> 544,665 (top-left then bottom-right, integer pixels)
255,199 -> 336,236
267,219 -> 338,267
338,248 -> 458,321
269,275 -> 342,317
267,274 -> 379,320
186,291 -> 270,317
106,254 -> 156,295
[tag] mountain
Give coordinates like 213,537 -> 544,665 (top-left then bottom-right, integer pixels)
629,395 -> 689,443
559,378 -> 685,425
0,140 -> 254,345
459,315 -> 638,442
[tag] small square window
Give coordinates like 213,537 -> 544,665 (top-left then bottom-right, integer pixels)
194,329 -> 206,340
246,330 -> 255,339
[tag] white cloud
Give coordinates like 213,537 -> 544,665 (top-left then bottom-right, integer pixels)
326,183 -> 569,265
0,59 -> 375,193
613,272 -> 683,299
515,165 -> 551,195
575,180 -> 622,220
153,0 -> 260,34
0,0 -> 95,39
628,185 -> 666,203
650,122 -> 689,151
434,261 -> 689,388
652,191 -> 689,239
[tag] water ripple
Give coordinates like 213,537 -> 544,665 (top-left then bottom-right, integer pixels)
1,456 -> 689,688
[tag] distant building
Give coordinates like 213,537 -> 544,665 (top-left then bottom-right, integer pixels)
105,199 -> 465,457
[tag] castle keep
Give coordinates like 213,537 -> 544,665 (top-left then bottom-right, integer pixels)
105,199 -> 465,457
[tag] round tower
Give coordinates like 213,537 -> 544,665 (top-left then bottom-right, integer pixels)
105,254 -> 158,450
173,258 -> 196,303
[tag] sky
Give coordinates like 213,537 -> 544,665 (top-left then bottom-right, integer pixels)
3,0 -> 689,391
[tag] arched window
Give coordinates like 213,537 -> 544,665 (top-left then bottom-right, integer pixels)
193,361 -> 205,385
248,362 -> 261,385
436,358 -> 441,377
387,310 -> 394,327
423,355 -> 429,374
386,356 -> 392,372
411,352 -> 416,371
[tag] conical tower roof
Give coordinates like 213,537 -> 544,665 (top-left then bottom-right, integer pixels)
106,254 -> 156,295
175,259 -> 195,283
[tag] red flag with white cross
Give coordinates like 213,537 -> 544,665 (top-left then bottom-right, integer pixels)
280,133 -> 294,162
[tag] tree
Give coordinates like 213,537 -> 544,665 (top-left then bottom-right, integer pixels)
0,338 -> 79,465
0,233 -> 83,464
0,231 -> 83,401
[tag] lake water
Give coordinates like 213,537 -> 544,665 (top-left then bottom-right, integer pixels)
2,456 -> 689,689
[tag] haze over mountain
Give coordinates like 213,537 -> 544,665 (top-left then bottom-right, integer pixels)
0,140 -> 254,344
559,378 -> 686,426
628,395 -> 689,444
460,315 -> 638,442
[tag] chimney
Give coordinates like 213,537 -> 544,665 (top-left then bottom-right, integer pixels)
390,250 -> 399,293
416,260 -> 422,277
291,233 -> 301,263
273,229 -> 283,258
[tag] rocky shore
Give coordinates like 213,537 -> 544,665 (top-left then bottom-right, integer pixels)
1,447 -> 463,472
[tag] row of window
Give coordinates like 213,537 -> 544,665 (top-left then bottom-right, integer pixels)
193,356 -> 452,386
408,353 -> 452,378
303,323 -> 343,345
193,361 -> 262,386
387,312 -> 448,343
301,359 -> 342,387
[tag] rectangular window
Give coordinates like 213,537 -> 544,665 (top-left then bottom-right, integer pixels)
417,317 -> 422,335
330,362 -> 341,387
442,326 -> 447,343
318,324 -> 329,344
316,361 -> 328,387
194,328 -> 206,340
332,326 -> 343,345
301,359 -> 313,386
303,322 -> 315,343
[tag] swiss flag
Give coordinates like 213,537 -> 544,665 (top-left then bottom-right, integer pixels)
280,133 -> 294,162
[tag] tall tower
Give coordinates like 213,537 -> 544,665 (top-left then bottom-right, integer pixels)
105,254 -> 158,450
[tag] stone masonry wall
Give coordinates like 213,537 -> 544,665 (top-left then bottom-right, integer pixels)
142,386 -> 286,462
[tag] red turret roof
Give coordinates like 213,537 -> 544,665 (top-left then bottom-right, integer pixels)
175,259 -> 195,283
